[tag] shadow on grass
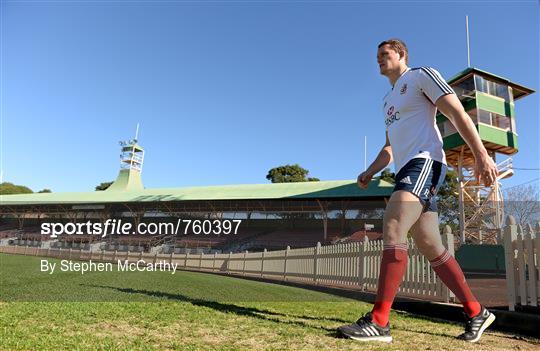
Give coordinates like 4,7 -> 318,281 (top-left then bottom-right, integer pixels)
82,284 -> 347,331
397,326 -> 457,339
393,310 -> 462,325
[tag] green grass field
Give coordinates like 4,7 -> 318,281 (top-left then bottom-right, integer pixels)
1,253 -> 539,351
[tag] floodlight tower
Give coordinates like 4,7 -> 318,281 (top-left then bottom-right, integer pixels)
439,69 -> 534,244
106,124 -> 145,191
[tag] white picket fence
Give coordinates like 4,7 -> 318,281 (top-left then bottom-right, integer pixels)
0,228 -> 456,302
503,216 -> 540,311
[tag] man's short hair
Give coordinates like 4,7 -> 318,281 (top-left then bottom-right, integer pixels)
378,39 -> 408,65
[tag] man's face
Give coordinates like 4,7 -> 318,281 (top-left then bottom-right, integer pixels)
377,44 -> 403,75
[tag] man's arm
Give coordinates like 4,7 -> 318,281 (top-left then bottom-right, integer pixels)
357,132 -> 393,189
435,94 -> 498,186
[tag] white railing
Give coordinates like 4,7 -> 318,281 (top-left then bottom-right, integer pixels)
503,216 -> 540,311
0,228 -> 456,302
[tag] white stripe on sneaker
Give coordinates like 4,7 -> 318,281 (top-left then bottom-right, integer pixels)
369,326 -> 379,336
469,313 -> 496,343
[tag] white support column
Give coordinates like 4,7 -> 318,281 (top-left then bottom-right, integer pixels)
316,199 -> 328,242
314,242 -> 321,284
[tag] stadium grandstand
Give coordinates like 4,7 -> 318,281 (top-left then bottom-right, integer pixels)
0,137 -> 390,254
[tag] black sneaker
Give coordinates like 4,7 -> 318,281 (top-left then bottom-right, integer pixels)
337,312 -> 392,343
457,306 -> 496,343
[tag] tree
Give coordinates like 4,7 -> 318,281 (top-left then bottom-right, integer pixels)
95,181 -> 113,191
503,183 -> 540,226
37,189 -> 52,193
266,164 -> 319,183
379,168 -> 396,184
0,182 -> 33,195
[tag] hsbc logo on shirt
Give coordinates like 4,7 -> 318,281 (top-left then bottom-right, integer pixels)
385,105 -> 400,126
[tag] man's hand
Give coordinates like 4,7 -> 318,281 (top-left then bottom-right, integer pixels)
474,153 -> 499,187
357,171 -> 374,189
359,132 -> 392,189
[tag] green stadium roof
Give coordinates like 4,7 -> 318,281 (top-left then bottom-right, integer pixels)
0,179 -> 394,206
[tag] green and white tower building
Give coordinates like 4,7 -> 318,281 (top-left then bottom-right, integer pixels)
438,68 -> 534,244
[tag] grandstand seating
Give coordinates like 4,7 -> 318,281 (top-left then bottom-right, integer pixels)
232,228 -> 329,251
0,229 -> 19,239
104,234 -> 169,252
1,226 -> 49,247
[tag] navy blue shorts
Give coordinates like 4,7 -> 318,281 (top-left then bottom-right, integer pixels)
393,158 -> 447,213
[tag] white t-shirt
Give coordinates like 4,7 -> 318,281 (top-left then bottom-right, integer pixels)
383,66 -> 454,173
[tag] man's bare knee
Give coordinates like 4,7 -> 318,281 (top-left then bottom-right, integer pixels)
411,227 -> 446,260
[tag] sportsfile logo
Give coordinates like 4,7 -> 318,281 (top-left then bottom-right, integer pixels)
41,219 -> 242,238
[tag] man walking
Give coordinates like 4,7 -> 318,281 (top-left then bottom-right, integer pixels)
337,39 -> 498,343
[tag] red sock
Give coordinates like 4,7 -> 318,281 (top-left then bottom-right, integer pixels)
430,250 -> 481,317
371,243 -> 408,327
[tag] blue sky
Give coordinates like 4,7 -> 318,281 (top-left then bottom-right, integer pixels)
2,1 -> 539,192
